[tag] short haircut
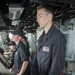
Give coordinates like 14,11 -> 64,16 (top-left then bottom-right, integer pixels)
37,4 -> 54,19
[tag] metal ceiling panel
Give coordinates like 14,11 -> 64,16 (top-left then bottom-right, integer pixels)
58,0 -> 75,4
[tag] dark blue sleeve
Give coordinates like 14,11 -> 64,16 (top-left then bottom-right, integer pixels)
48,35 -> 66,75
19,45 -> 29,62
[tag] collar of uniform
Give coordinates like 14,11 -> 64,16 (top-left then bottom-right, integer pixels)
15,41 -> 21,49
45,25 -> 55,39
37,25 -> 55,43
37,30 -> 45,42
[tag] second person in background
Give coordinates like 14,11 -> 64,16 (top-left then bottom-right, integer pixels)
9,30 -> 30,75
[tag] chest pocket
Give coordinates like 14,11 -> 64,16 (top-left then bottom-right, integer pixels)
42,51 -> 49,58
41,45 -> 52,61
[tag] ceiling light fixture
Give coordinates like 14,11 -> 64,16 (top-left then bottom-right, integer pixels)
9,4 -> 24,20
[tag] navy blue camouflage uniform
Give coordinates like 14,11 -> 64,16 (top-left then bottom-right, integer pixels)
31,25 -> 66,75
14,41 -> 30,75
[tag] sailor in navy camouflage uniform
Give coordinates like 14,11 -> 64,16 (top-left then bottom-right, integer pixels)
9,30 -> 30,75
31,4 -> 66,75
